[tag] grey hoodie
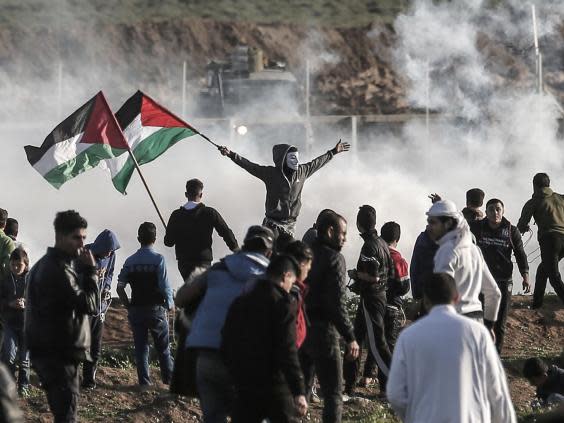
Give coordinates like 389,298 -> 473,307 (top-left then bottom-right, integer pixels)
229,143 -> 334,224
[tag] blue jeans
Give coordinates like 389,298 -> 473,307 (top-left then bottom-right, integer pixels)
2,325 -> 29,389
127,306 -> 173,385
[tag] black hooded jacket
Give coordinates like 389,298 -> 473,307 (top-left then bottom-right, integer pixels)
228,144 -> 334,223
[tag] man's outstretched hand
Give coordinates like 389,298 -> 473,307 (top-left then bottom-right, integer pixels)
218,146 -> 231,156
333,139 -> 351,154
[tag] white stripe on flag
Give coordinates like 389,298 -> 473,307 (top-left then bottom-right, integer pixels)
104,114 -> 161,178
32,132 -> 89,176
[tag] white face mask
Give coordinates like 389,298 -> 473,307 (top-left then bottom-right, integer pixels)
286,151 -> 299,170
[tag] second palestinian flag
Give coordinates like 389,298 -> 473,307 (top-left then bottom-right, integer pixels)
110,91 -> 197,194
25,92 -> 129,189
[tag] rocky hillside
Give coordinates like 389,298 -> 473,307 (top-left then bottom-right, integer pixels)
1,11 -> 563,120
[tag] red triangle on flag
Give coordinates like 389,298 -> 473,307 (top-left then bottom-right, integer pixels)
81,92 -> 129,150
140,95 -> 194,129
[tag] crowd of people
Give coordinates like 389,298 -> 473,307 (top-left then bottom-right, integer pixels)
0,141 -> 563,423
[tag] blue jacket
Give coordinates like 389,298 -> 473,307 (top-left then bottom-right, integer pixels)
87,229 -> 120,293
117,246 -> 174,310
186,251 -> 269,350
410,230 -> 438,300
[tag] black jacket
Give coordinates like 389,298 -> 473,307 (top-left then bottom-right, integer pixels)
355,230 -> 395,298
221,279 -> 305,396
410,230 -> 438,300
470,217 -> 528,281
229,144 -> 334,223
537,365 -> 564,403
0,272 -> 28,330
25,248 -> 99,362
164,204 -> 238,264
304,239 -> 355,343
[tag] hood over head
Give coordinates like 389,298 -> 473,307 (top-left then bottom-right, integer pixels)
272,144 -> 297,169
223,251 -> 269,282
89,229 -> 121,256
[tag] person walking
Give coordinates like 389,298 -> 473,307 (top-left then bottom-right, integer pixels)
300,211 -> 359,423
343,206 -> 394,397
0,209 -> 15,280
426,200 -> 501,329
82,229 -> 120,388
25,210 -> 99,423
517,173 -> 564,305
387,273 -> 517,423
470,198 -> 529,352
175,225 -> 273,423
380,221 -> 410,351
0,248 -> 30,395
165,178 -> 239,280
116,222 -> 174,387
222,255 -> 308,423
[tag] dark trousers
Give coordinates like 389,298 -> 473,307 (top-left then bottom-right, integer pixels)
83,315 -> 103,383
178,260 -> 211,281
232,385 -> 296,423
343,304 -> 376,394
1,324 -> 29,389
300,322 -> 343,423
262,219 -> 294,254
384,304 -> 403,352
195,350 -> 234,423
128,305 -> 173,385
494,280 -> 512,354
534,233 -> 564,307
33,356 -> 80,423
538,233 -> 564,304
343,292 -> 391,392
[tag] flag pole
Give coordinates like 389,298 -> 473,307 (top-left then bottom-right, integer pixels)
125,149 -> 168,229
99,92 -> 168,229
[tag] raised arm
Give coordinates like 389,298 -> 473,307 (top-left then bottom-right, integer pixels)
219,146 -> 269,181
301,140 -> 350,179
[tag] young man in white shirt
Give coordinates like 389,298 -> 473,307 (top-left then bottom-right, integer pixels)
426,200 -> 501,334
387,273 -> 516,423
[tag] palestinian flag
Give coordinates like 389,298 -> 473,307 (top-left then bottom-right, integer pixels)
25,92 -> 129,189
109,91 -> 197,194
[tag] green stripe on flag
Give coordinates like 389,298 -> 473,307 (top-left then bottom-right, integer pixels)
43,144 -> 126,189
112,127 -> 195,194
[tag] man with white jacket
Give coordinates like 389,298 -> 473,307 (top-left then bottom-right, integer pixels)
387,273 -> 516,423
426,200 -> 501,332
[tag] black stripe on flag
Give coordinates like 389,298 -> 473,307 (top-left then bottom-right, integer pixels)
115,90 -> 143,130
24,94 -> 96,166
